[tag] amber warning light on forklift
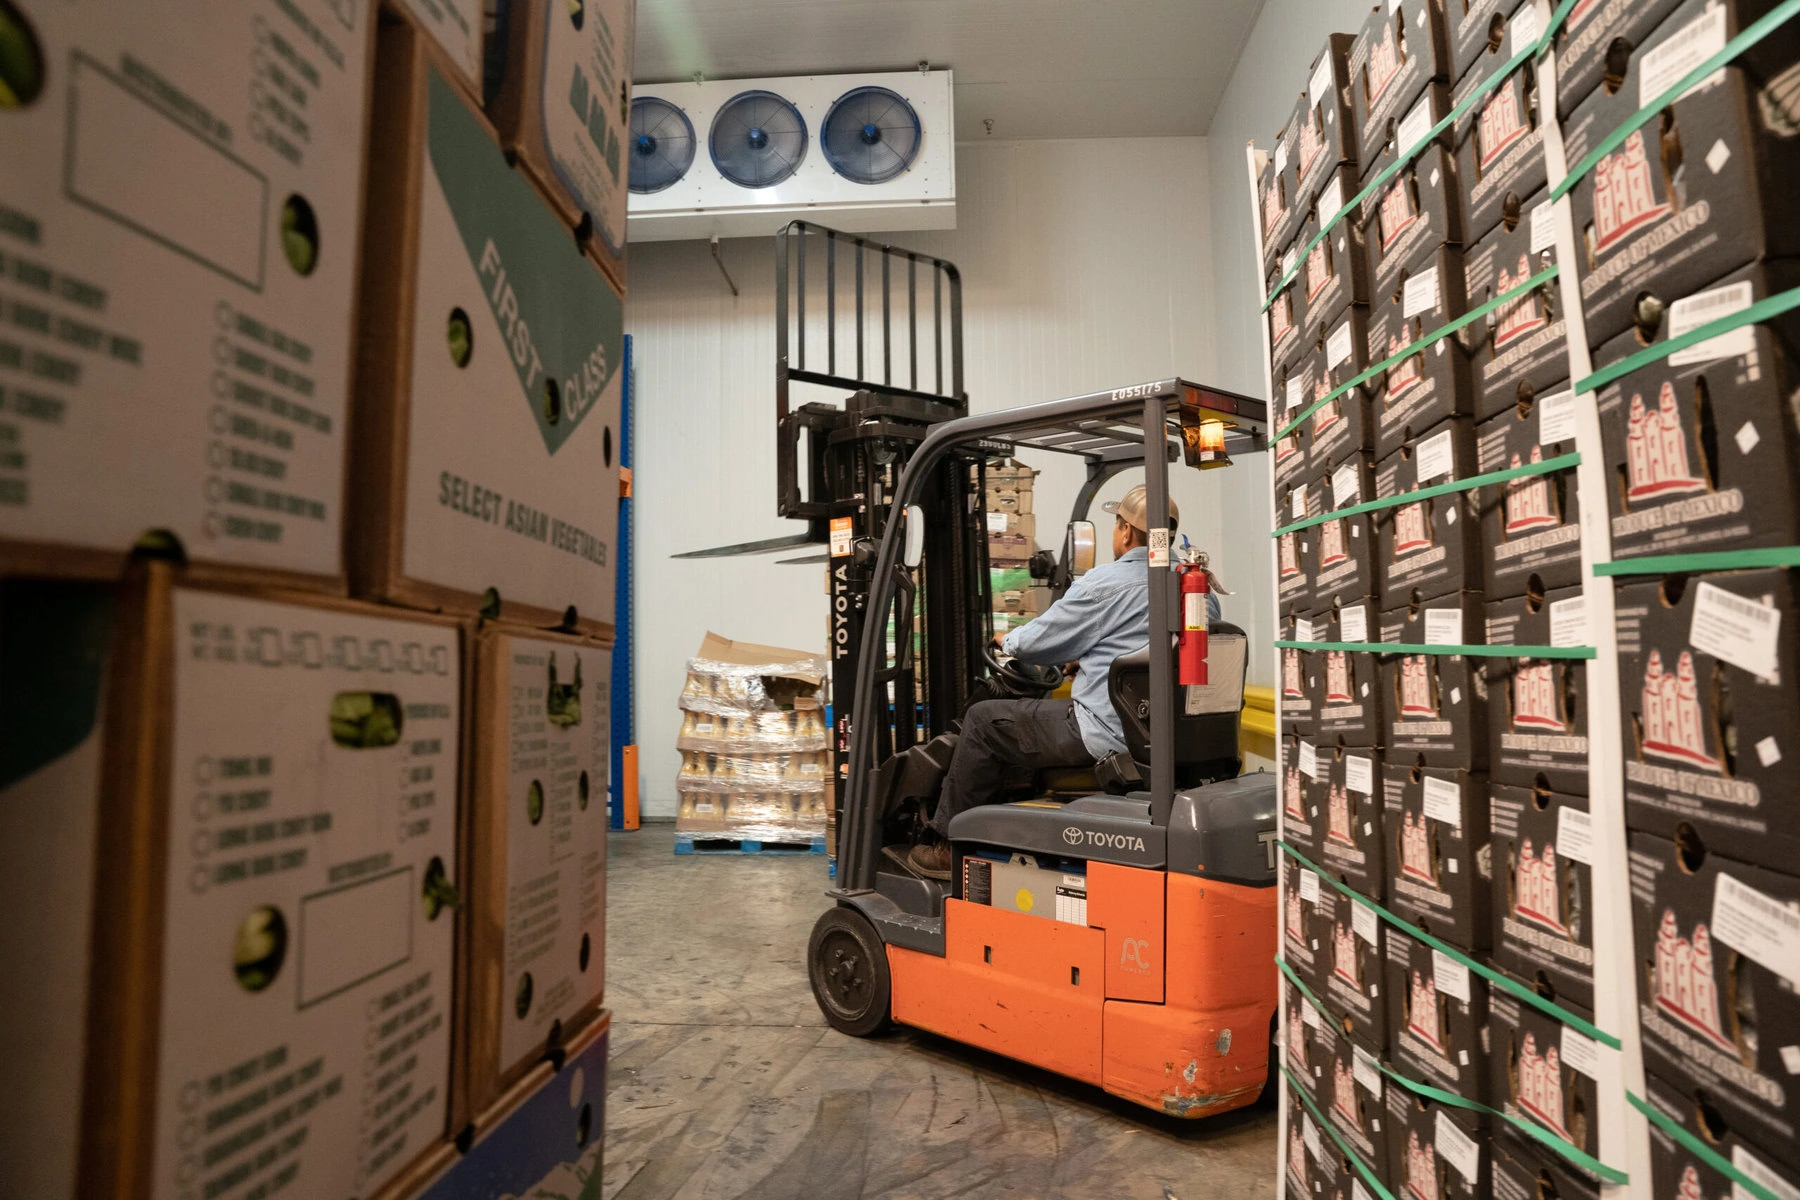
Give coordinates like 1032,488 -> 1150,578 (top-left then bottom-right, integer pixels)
1178,385 -> 1236,470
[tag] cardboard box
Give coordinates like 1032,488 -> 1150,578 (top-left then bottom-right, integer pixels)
1593,260 -> 1800,561
1487,985 -> 1601,1166
987,532 -> 1032,566
1308,316 -> 1378,473
1384,926 -> 1493,1115
989,565 -> 1033,594
1272,392 -> 1311,491
1640,1070 -> 1800,1200
486,0 -> 633,294
1321,1022 -> 1394,1187
1473,384 -> 1582,598
1360,81 -> 1457,209
1286,733 -> 1324,861
1614,568 -> 1800,868
1364,143 -> 1466,306
1450,7 -> 1547,248
1489,1124 -> 1600,1200
1316,743 -> 1388,902
1281,604 -> 1319,736
1629,831 -> 1800,1171
992,586 -> 1052,615
1260,145 -> 1302,277
985,486 -> 1034,517
0,579 -> 115,1198
79,562 -> 464,1198
1379,598 -> 1490,771
983,510 -> 1036,542
1490,783 -> 1596,1012
1284,851 -> 1325,985
1383,764 -> 1492,952
395,0 -> 483,98
1290,35 -> 1362,208
1269,264 -> 1309,380
1563,0 -> 1800,347
1450,0 -> 1529,83
1295,173 -> 1371,342
1313,598 -> 1386,748
1462,190 -> 1569,423
1277,480 -> 1319,610
1317,881 -> 1389,1054
1550,0 -> 1686,120
1313,461 -> 1381,612
1387,1090 -> 1493,1200
0,0 -> 376,586
1350,0 -> 1452,173
1375,421 -> 1484,605
1483,588 -> 1590,795
985,459 -> 1038,485
463,624 -> 609,1121
1285,1089 -> 1328,1200
1369,246 -> 1477,459
352,17 -> 623,634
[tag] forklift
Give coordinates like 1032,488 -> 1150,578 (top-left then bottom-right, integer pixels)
681,225 -> 1280,1117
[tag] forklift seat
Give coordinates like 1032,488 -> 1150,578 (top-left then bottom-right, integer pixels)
1104,622 -> 1248,790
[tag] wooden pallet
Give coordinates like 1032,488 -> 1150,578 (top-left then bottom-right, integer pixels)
672,833 -> 828,856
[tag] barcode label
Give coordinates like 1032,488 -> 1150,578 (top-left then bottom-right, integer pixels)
1550,595 -> 1589,647
1432,949 -> 1472,1002
1340,604 -> 1368,643
1561,1027 -> 1601,1079
1422,775 -> 1463,827
1300,867 -> 1322,903
1328,319 -> 1355,368
1556,804 -> 1594,864
1436,1108 -> 1482,1181
1641,4 -> 1727,109
1424,606 -> 1462,646
1397,92 -> 1434,158
1713,873 -> 1800,987
1333,462 -> 1362,507
1690,581 -> 1783,679
1320,175 -> 1345,224
1537,388 -> 1577,444
1415,426 -> 1456,482
1296,617 -> 1316,643
1511,2 -> 1542,54
1529,198 -> 1557,255
1353,1045 -> 1383,1093
1300,739 -> 1320,779
1403,266 -> 1440,318
1346,755 -> 1374,795
1353,898 -> 1379,943
1669,280 -> 1757,366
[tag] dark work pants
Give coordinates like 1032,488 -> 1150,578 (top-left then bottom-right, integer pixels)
929,698 -> 1096,837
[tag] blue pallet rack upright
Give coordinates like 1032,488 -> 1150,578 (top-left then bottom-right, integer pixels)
609,335 -> 635,829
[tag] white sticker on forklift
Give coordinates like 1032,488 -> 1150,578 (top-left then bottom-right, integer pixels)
830,517 -> 854,557
1690,582 -> 1782,679
1712,873 -> 1800,987
1148,527 -> 1171,567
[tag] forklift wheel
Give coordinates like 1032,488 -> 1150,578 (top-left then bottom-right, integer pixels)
808,906 -> 892,1037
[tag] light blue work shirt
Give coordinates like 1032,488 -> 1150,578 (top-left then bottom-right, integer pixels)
1001,545 -> 1223,759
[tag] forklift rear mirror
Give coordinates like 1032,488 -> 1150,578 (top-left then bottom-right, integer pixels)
1065,521 -> 1096,576
902,505 -> 925,569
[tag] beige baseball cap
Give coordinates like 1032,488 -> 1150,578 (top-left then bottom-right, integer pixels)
1103,484 -> 1178,532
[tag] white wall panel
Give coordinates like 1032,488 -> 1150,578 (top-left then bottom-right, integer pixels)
629,135 -> 1254,815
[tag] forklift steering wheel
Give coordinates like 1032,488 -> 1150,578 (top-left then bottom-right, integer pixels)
983,640 -> 1063,695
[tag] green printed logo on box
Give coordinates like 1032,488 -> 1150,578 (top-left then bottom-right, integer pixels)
427,68 -> 621,456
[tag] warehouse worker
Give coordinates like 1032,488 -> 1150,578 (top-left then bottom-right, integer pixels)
908,484 -> 1222,880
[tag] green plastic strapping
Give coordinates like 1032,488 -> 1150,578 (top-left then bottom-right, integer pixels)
1278,840 -> 1622,1049
1272,449 -> 1578,534
1594,546 -> 1800,575
1629,1090 -> 1781,1200
1279,1061 -> 1399,1200
1273,266 -> 1560,442
1574,286 -> 1800,397
1550,0 -> 1800,203
1274,958 -> 1627,1184
1273,640 -> 1596,659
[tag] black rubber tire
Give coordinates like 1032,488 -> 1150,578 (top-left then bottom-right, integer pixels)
807,905 -> 892,1037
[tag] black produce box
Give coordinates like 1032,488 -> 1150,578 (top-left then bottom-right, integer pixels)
1269,262 -> 1309,381
1278,478 -> 1320,610
1376,421 -> 1484,606
1462,191 -> 1569,424
1384,763 -> 1493,952
1487,986 -> 1603,1169
1362,79 -> 1457,198
1615,569 -> 1800,869
1309,314 -> 1377,472
1385,927 -> 1494,1121
1280,603 -> 1320,735
1365,142 -> 1466,304
1641,1069 -> 1800,1200
1273,352 -> 1320,488
1296,193 -> 1372,342
1450,0 -> 1534,83
1551,0 -> 1686,120
1318,881 -> 1390,1055
1451,4 -> 1547,247
1629,831 -> 1800,1173
1315,459 -> 1382,611
1594,260 -> 1800,561
1284,1089 -> 1313,1200
1380,598 -> 1490,771
1484,587 -> 1591,796
1489,1124 -> 1600,1200
1315,598 -> 1386,747
1260,146 -> 1303,277
1386,1086 -> 1496,1200
1474,383 -> 1582,597
1284,730 -> 1324,859
1322,1020 -> 1395,1187
1318,742 -> 1388,902
1293,34 -> 1362,208
1369,246 -> 1478,458
1285,851 -> 1325,989
1562,0 -> 1800,347
1351,0 -> 1453,173
1490,782 -> 1596,1012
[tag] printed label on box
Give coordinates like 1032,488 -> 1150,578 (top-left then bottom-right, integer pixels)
1334,462 -> 1362,507
1397,93 -> 1434,159
540,0 -> 634,259
1431,949 -> 1472,1001
1354,1045 -> 1383,1093
1560,1027 -> 1601,1078
1639,4 -> 1727,109
1712,873 -> 1800,987
402,0 -> 483,83
1422,776 -> 1463,827
1415,427 -> 1456,482
1668,280 -> 1757,366
1301,867 -> 1322,902
1341,604 -> 1369,643
1312,55 -> 1337,106
1536,389 -> 1578,444
1297,617 -> 1317,643
1511,3 -> 1542,54
1530,199 -> 1557,254
1556,805 -> 1594,864
1403,267 -> 1441,319
1435,1108 -> 1482,1181
1300,740 -> 1320,779
1354,898 -> 1380,943
1733,1145 -> 1800,1200
1690,582 -> 1782,679
1288,375 -> 1306,412
1320,176 -> 1345,224
1346,755 -> 1374,795
985,512 -> 1008,534
1329,320 -> 1355,368
1550,595 -> 1589,648
1425,607 -> 1463,645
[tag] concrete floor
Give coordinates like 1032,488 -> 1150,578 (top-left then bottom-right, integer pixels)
601,824 -> 1276,1200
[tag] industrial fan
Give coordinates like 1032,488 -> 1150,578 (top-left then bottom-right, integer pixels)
629,96 -> 697,194
821,85 -> 922,184
709,89 -> 807,188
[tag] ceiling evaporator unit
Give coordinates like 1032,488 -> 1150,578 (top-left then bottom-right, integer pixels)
626,70 -> 954,242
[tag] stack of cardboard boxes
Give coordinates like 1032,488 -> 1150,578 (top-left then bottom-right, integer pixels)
0,2 -> 630,1196
984,459 -> 1051,635
673,633 -> 830,847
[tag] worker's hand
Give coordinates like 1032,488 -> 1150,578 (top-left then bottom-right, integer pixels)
990,633 -> 1008,654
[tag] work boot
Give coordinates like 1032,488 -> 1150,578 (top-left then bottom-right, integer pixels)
908,841 -> 952,880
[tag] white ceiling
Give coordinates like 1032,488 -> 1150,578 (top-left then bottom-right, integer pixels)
633,0 -> 1270,141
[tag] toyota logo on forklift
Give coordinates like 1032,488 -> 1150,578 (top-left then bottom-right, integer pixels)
1062,826 -> 1084,845
1062,826 -> 1148,853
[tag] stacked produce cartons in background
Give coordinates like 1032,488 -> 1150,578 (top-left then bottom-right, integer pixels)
0,0 -> 632,1195
675,633 -> 830,849
984,459 -> 1049,636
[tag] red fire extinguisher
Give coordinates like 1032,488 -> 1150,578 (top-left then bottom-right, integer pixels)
1178,541 -> 1210,687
